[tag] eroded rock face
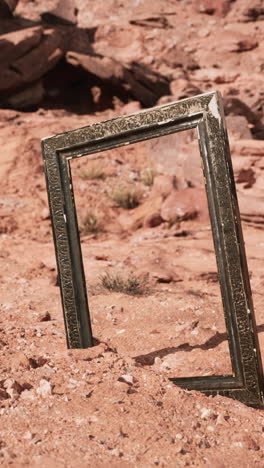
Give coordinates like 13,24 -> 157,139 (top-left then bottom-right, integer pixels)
0,26 -> 43,66
226,116 -> 252,140
151,175 -> 177,200
0,26 -> 65,108
118,195 -> 163,231
0,0 -> 18,17
204,30 -> 258,53
160,188 -> 208,223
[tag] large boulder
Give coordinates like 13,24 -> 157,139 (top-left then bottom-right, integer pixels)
0,26 -> 43,67
0,26 -> 65,108
226,116 -> 252,140
151,175 -> 177,199
118,195 -> 163,231
160,188 -> 209,223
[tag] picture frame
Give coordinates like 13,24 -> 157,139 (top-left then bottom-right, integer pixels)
42,91 -> 264,407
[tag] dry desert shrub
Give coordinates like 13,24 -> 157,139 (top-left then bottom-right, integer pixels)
78,164 -> 106,180
109,186 -> 142,209
140,167 -> 156,186
80,212 -> 103,234
101,272 -> 147,295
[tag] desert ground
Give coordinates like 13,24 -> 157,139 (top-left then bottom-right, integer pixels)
1,0 -> 264,466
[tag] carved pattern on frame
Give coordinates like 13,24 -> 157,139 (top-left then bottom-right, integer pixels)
43,152 -> 81,348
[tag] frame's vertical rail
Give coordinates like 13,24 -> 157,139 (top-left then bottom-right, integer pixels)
199,92 -> 263,403
59,155 -> 93,348
197,118 -> 244,384
42,141 -> 93,348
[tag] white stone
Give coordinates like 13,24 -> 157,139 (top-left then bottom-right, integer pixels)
36,379 -> 53,397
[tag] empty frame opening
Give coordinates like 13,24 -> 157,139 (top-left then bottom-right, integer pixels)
70,129 -> 233,378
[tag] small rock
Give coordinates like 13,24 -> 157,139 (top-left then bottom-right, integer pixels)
150,270 -> 173,283
216,412 -> 230,426
20,390 -> 35,401
207,425 -> 215,432
3,379 -> 23,399
118,374 -> 134,385
39,311 -> 51,322
144,212 -> 163,228
95,254 -> 109,261
36,379 -> 53,397
40,208 -> 50,220
200,408 -> 212,419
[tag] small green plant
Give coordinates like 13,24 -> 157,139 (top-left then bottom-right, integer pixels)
81,212 -> 102,234
109,186 -> 141,209
140,167 -> 156,186
78,164 -> 106,180
101,272 -> 147,295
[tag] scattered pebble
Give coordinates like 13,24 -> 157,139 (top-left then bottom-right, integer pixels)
3,379 -> 23,399
200,408 -> 212,419
39,311 -> 51,322
118,374 -> 134,385
36,379 -> 53,398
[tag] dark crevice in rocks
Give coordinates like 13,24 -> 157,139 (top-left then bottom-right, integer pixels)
42,58 -> 129,114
